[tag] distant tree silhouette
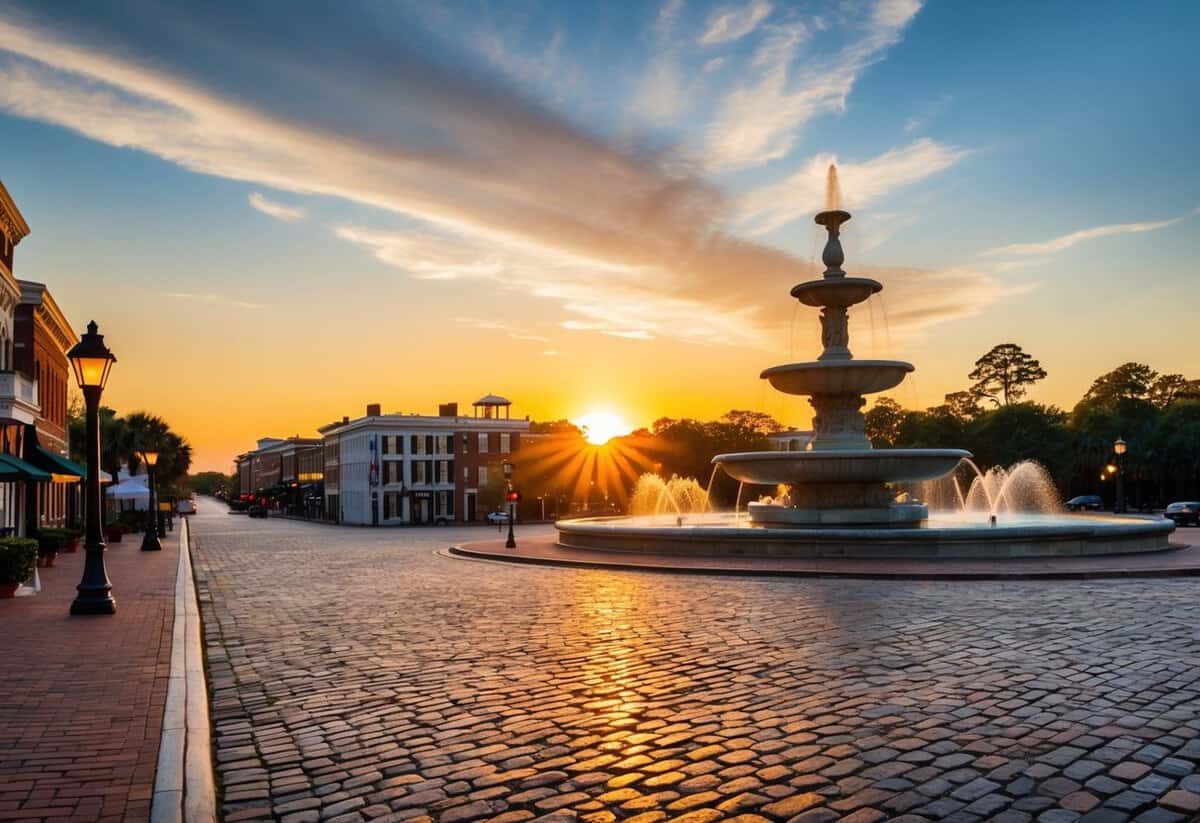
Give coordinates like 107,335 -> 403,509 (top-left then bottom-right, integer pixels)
968,343 -> 1047,406
1084,362 -> 1159,406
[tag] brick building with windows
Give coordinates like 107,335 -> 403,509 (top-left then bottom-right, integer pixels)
0,180 -> 84,536
317,395 -> 527,526
234,436 -> 323,516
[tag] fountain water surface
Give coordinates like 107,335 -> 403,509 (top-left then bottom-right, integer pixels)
554,169 -> 1174,559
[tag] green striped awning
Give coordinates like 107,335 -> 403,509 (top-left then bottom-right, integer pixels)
0,453 -> 52,482
30,446 -> 85,481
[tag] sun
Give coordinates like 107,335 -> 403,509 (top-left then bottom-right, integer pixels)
575,410 -> 633,446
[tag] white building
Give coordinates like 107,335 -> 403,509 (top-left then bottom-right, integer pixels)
319,397 -> 530,526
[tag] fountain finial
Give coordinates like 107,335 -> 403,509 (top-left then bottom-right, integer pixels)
814,164 -> 850,277
814,208 -> 851,277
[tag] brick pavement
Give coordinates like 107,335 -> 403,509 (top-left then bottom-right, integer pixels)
0,534 -> 177,822
190,509 -> 1200,822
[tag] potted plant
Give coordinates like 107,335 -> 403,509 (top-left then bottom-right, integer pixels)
37,528 -> 69,568
0,538 -> 36,597
62,527 -> 82,553
104,522 -> 126,543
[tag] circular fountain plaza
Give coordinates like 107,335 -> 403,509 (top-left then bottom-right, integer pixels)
459,170 -> 1178,572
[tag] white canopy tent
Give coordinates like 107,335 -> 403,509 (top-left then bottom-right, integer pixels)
106,475 -> 150,510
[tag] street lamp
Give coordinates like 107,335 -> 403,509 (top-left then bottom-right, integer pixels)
1113,437 -> 1128,513
67,321 -> 117,616
138,449 -> 162,552
502,460 -> 516,548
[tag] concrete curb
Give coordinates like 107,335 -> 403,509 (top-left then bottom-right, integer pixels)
151,519 -> 216,823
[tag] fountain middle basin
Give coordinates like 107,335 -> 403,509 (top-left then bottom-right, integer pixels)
715,448 -> 970,486
761,360 -> 913,395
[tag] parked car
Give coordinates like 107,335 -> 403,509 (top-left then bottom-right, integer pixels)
1065,495 -> 1103,512
247,504 -> 269,519
1164,502 -> 1200,527
177,497 -> 196,515
486,511 -> 510,525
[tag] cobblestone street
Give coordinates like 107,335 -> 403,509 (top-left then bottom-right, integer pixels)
191,509 -> 1200,823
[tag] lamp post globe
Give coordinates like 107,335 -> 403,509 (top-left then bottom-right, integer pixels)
139,449 -> 162,552
1113,436 -> 1128,513
67,321 -> 117,616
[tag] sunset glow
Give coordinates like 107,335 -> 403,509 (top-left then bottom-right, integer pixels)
0,3 -> 1194,473
575,411 -> 634,446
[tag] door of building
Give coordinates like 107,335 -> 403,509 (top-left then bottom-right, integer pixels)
466,493 -> 476,522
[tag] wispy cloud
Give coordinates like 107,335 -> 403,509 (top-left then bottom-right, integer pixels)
0,2 -> 1006,348
737,138 -> 968,235
705,0 -> 923,171
248,191 -> 305,222
654,0 -> 686,41
699,0 -> 773,45
982,210 -> 1195,256
630,57 -> 688,124
164,292 -> 263,310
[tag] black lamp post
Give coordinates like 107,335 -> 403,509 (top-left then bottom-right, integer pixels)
1114,436 -> 1128,514
68,321 -> 117,616
502,460 -> 516,548
139,449 -> 162,551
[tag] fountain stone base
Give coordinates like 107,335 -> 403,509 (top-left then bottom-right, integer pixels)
748,500 -> 928,527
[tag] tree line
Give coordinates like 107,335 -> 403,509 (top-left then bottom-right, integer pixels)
865,344 -> 1200,507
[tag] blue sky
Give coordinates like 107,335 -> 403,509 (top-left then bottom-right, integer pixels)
0,0 -> 1197,470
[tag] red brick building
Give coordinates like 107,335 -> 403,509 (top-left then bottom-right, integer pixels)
16,280 -> 80,532
0,181 -> 84,536
234,436 -> 324,516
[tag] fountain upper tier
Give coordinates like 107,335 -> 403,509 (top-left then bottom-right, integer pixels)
791,277 -> 881,308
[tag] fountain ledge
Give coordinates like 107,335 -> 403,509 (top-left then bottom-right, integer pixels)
449,527 -> 1197,579
553,514 -> 1175,559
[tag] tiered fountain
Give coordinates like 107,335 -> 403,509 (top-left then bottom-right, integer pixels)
714,179 -> 968,527
553,170 -> 1174,559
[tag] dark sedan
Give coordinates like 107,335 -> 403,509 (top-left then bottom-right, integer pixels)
1066,495 -> 1103,512
1164,502 -> 1200,527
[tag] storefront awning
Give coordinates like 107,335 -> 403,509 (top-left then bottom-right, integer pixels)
0,453 -> 53,482
28,446 -> 85,483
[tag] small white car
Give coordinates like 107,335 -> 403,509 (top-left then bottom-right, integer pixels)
177,498 -> 197,515
486,511 -> 510,525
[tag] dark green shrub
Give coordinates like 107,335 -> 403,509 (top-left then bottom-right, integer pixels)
0,538 -> 37,584
38,528 -> 72,551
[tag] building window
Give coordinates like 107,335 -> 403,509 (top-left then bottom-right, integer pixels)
381,436 -> 390,455
500,433 -> 511,453
461,433 -> 470,452
478,465 -> 487,486
437,461 -> 449,484
478,432 -> 489,453
463,466 -> 469,481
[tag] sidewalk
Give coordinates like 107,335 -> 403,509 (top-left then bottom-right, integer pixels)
0,537 -> 177,822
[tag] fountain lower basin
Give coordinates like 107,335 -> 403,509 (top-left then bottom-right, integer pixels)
555,512 -> 1177,559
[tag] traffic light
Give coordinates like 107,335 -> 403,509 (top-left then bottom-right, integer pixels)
506,491 -> 521,503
